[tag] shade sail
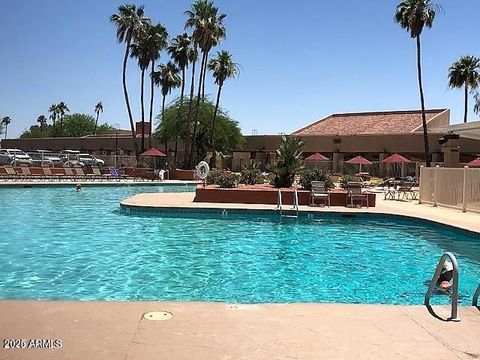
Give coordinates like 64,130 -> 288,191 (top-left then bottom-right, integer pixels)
305,152 -> 328,161
466,157 -> 480,167
140,148 -> 167,157
382,153 -> 411,164
345,155 -> 373,165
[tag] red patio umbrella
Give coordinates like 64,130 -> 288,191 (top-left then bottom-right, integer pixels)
345,155 -> 373,173
466,157 -> 480,167
140,148 -> 167,171
381,153 -> 411,163
305,152 -> 328,161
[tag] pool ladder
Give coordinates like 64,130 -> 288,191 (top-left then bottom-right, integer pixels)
276,189 -> 299,218
424,252 -> 460,322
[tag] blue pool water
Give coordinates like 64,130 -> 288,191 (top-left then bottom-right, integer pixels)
0,185 -> 479,305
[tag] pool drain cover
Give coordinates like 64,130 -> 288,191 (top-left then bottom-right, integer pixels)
143,311 -> 173,321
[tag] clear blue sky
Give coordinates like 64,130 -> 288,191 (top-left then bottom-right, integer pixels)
0,0 -> 479,138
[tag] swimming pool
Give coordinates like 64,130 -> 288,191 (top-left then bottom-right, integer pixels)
0,185 -> 479,305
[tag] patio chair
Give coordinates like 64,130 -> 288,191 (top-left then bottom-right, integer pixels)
63,167 -> 77,181
2,166 -> 18,180
18,166 -> 34,181
108,167 -> 125,181
74,167 -> 88,181
310,181 -> 330,207
397,181 -> 417,201
346,182 -> 369,208
42,166 -> 59,181
87,166 -> 106,181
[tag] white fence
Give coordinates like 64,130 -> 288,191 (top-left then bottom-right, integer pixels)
419,166 -> 480,213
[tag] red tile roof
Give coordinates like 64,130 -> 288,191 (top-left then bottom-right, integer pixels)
292,109 -> 447,136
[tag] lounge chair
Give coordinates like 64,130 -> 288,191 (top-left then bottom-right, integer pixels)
397,181 -> 418,201
87,166 -> 106,181
18,166 -> 34,181
63,167 -> 77,181
346,182 -> 369,208
2,166 -> 18,180
42,167 -> 59,181
74,167 -> 88,181
108,167 -> 125,181
310,181 -> 330,207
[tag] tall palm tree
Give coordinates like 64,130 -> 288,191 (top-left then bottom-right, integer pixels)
143,23 -> 168,149
395,0 -> 439,167
448,56 -> 480,123
110,4 -> 150,159
48,104 -> 57,127
56,102 -> 70,128
474,92 -> 480,115
1,116 -> 11,139
207,50 -> 239,167
37,115 -> 47,132
152,62 -> 182,153
185,0 -> 226,167
168,33 -> 196,166
130,26 -> 153,153
94,101 -> 104,135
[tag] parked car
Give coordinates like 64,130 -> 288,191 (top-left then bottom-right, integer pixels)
78,153 -> 105,167
0,149 -> 33,166
27,150 -> 63,167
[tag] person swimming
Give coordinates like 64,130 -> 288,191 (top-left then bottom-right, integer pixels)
75,183 -> 82,192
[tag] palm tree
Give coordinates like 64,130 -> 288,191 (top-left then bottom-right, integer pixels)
207,50 -> 239,167
94,101 -> 104,135
143,23 -> 168,149
395,0 -> 439,167
271,136 -> 305,188
185,0 -> 226,167
110,4 -> 150,159
1,116 -> 11,139
37,115 -> 47,132
168,33 -> 196,166
474,92 -> 480,115
57,102 -> 70,128
48,104 -> 57,127
448,56 -> 480,123
152,62 -> 182,152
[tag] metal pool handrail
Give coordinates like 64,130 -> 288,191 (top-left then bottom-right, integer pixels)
277,190 -> 283,216
473,284 -> 480,307
292,189 -> 299,216
424,252 -> 460,322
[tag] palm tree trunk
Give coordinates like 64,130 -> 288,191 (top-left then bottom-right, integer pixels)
416,35 -> 430,167
464,84 -> 469,123
201,51 -> 209,98
122,41 -> 140,161
174,67 -> 186,169
209,84 -> 223,168
183,51 -> 197,169
162,94 -> 167,155
4,125 -> 7,139
189,51 -> 207,167
148,60 -> 155,149
94,112 -> 99,135
140,68 -> 146,153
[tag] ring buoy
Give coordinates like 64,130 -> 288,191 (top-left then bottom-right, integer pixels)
196,161 -> 210,180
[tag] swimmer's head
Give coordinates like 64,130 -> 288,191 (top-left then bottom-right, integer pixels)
76,183 -> 82,191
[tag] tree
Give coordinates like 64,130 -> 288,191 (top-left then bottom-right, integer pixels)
152,62 -> 182,153
395,0 -> 439,167
37,115 -> 47,131
156,97 -> 243,166
1,116 -> 11,139
474,92 -> 480,115
110,4 -> 150,160
270,136 -> 305,188
185,0 -> 226,167
448,56 -> 480,123
56,101 -> 70,127
207,50 -> 239,167
94,101 -> 104,135
143,23 -> 168,149
48,104 -> 57,127
62,113 -> 113,137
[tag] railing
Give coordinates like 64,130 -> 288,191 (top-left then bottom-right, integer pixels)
424,252 -> 460,322
292,189 -> 299,216
276,190 -> 283,217
473,283 -> 480,307
420,166 -> 480,213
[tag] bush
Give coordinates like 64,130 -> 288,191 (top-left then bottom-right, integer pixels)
240,162 -> 264,185
339,174 -> 358,189
299,169 -> 334,191
270,136 -> 305,188
216,171 -> 239,188
206,168 -> 223,185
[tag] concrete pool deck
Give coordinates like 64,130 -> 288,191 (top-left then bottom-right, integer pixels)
1,301 -> 480,360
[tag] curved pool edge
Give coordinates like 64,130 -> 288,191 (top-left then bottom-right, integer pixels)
120,192 -> 480,237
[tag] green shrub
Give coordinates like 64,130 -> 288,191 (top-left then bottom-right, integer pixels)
270,136 -> 305,188
299,169 -> 334,191
339,174 -> 358,188
216,171 -> 239,188
206,168 -> 223,185
240,162 -> 264,185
